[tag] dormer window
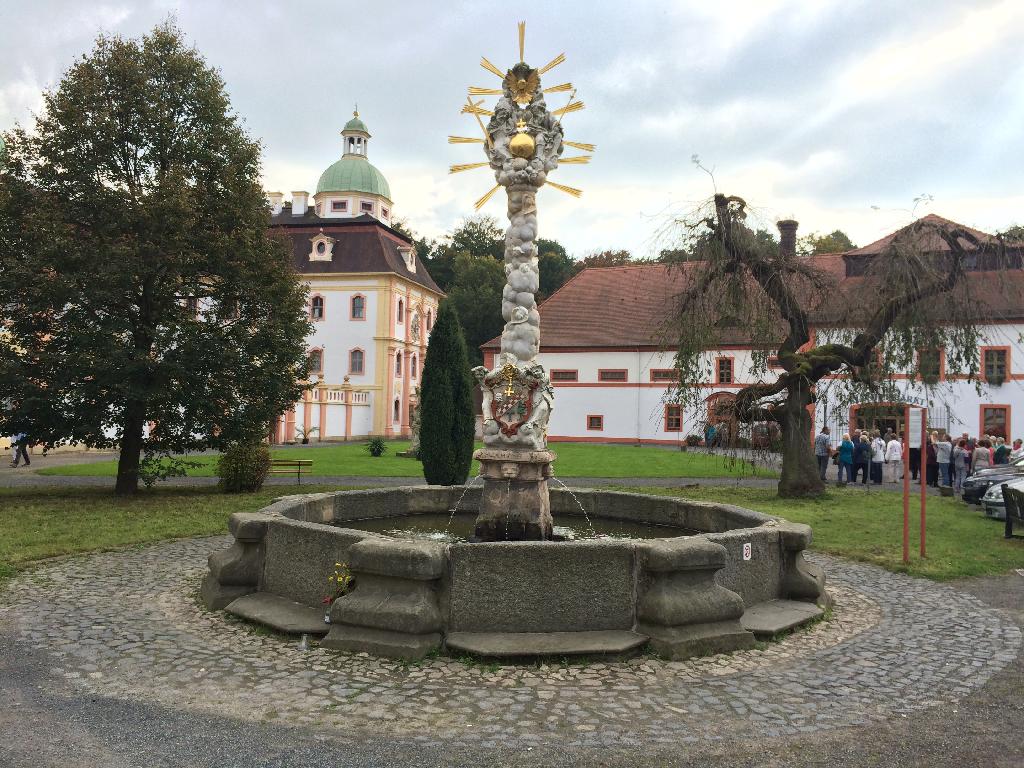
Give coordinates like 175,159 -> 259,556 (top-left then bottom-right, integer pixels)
309,233 -> 335,261
399,246 -> 416,272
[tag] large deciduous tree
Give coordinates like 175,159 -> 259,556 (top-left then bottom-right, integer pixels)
419,301 -> 475,485
0,23 -> 311,495
668,193 -> 1014,498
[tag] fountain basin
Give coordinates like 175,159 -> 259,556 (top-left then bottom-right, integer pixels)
202,486 -> 830,660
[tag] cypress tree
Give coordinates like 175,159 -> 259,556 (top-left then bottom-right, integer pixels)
419,301 -> 475,485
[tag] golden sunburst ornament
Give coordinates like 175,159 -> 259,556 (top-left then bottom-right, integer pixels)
448,20 -> 594,209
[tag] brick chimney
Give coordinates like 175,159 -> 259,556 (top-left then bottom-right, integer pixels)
777,219 -> 798,258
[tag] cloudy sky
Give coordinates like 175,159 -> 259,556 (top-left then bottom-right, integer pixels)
2,0 -> 1022,258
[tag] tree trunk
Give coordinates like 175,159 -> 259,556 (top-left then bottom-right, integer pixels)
777,381 -> 825,498
115,400 -> 147,496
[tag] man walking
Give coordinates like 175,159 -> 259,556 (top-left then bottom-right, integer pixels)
815,426 -> 832,481
10,433 -> 30,468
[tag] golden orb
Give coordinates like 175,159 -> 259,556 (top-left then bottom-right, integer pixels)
509,119 -> 535,159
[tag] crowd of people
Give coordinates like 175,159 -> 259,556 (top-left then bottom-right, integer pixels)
814,426 -> 1023,490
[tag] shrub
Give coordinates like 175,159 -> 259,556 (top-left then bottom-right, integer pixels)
419,301 -> 475,485
685,434 -> 702,447
365,437 -> 387,457
217,441 -> 272,493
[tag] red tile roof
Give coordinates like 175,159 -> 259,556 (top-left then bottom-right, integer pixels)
482,215 -> 1024,350
843,214 -> 1003,256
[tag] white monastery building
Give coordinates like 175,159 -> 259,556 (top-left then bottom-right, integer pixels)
269,113 -> 442,443
484,215 -> 1024,445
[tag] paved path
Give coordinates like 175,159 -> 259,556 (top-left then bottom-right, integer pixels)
0,537 -> 1020,767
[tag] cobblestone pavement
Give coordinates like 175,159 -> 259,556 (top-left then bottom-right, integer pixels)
0,537 -> 1018,760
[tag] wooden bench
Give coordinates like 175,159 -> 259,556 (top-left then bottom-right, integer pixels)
1002,485 -> 1024,539
269,459 -> 313,484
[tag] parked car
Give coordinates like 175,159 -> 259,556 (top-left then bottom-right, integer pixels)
980,476 -> 1024,520
962,460 -> 1024,504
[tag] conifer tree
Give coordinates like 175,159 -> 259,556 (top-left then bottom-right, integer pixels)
418,301 -> 475,485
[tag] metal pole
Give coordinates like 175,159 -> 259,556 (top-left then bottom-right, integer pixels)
903,405 -> 910,563
920,407 -> 927,558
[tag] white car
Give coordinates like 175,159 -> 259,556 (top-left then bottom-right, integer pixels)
980,476 -> 1024,520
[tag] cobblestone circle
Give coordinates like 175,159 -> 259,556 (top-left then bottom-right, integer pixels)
0,536 -> 1019,747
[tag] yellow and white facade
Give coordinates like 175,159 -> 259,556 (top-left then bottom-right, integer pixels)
269,115 -> 442,443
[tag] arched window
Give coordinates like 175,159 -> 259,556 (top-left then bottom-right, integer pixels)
393,399 -> 400,423
308,349 -> 323,374
426,309 -> 433,330
411,355 -> 418,378
397,299 -> 405,323
351,294 -> 365,320
395,353 -> 402,377
311,295 -> 324,320
349,349 -> 364,374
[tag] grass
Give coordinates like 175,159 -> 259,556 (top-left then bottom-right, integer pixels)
3,478 -> 1019,591
0,483 -> 355,586
37,441 -> 774,480
624,485 -> 1024,581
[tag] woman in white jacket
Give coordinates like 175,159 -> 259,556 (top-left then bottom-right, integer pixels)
885,435 -> 904,483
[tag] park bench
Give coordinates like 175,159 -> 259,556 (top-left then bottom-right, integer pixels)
269,459 -> 313,484
1002,485 -> 1024,539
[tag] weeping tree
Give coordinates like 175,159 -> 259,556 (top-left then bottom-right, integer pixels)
667,193 -> 1017,498
0,23 -> 311,494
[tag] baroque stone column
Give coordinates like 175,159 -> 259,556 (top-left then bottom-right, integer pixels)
470,62 -> 564,541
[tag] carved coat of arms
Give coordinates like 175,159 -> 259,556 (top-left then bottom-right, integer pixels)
484,363 -> 538,437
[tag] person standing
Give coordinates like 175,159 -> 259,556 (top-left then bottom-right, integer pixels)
935,433 -> 953,487
908,438 -> 921,483
870,431 -> 886,485
994,437 -> 1010,465
1010,438 -> 1024,462
972,439 -> 992,473
853,434 -> 871,484
815,427 -> 832,481
951,440 -> 967,492
925,433 -> 938,487
885,433 -> 903,483
837,433 -> 854,484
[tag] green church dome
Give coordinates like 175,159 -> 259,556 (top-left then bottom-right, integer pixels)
316,156 -> 392,199
344,113 -> 369,134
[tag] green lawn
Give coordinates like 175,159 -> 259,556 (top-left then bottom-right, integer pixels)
38,441 -> 774,479
625,486 -> 1024,581
0,484 -> 354,585
4,479 -> 1018,590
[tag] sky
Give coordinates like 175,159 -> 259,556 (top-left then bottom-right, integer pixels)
2,0 -> 1022,259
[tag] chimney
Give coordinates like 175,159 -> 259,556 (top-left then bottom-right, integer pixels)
267,191 -> 284,215
777,219 -> 798,258
292,191 -> 308,217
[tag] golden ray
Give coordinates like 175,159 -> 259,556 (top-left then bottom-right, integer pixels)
546,180 -> 583,198
564,141 -> 596,152
465,96 -> 494,150
448,135 -> 485,144
480,56 -> 505,79
461,103 -> 494,117
468,86 -> 503,96
474,184 -> 501,210
558,155 -> 592,164
542,82 -> 573,94
537,52 -> 565,75
450,162 -> 490,174
518,21 -> 526,62
552,100 -> 585,117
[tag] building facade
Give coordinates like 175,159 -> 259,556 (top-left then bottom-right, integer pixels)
269,113 -> 442,443
483,216 -> 1024,445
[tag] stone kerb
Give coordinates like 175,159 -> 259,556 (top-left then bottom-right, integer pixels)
635,538 -> 755,659
322,537 -> 447,660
